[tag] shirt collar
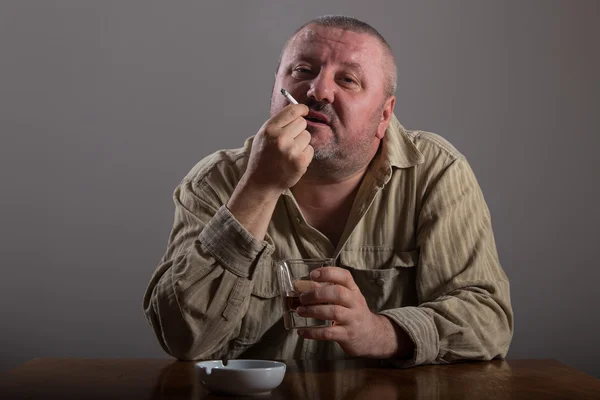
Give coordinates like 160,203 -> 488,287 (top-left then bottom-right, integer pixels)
368,114 -> 425,187
383,114 -> 425,169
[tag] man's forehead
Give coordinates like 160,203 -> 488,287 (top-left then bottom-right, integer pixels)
286,25 -> 379,60
295,25 -> 350,43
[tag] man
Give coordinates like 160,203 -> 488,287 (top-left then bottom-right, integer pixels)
143,15 -> 513,367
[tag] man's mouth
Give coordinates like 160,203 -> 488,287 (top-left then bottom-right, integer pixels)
304,111 -> 330,125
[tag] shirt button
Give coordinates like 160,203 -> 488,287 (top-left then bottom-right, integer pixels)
376,278 -> 386,287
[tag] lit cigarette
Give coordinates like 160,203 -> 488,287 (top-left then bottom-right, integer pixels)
280,88 -> 299,105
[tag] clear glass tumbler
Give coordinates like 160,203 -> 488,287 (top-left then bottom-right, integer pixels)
275,258 -> 334,330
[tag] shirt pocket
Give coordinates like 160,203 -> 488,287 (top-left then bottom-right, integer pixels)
338,248 -> 419,311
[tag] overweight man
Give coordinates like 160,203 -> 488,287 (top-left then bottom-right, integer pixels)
143,15 -> 513,367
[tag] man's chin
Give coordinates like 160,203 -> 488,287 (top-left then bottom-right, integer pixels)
311,145 -> 339,161
306,127 -> 339,160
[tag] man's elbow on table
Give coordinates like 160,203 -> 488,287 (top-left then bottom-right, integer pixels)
144,298 -> 224,361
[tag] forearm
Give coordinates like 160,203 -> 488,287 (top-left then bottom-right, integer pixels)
144,252 -> 254,359
429,281 -> 513,361
227,176 -> 282,241
144,182 -> 276,359
380,280 -> 513,367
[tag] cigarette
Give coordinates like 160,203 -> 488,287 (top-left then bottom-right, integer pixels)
280,88 -> 299,105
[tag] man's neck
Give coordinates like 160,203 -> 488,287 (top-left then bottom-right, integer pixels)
291,164 -> 368,211
290,163 -> 370,248
291,138 -> 381,210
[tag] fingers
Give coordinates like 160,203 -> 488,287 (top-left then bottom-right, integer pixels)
299,283 -> 354,308
302,143 -> 314,165
245,103 -> 311,191
293,129 -> 311,149
310,267 -> 359,291
270,104 -> 309,131
296,304 -> 350,323
293,279 -> 326,292
266,106 -> 310,156
280,114 -> 308,139
297,325 -> 348,342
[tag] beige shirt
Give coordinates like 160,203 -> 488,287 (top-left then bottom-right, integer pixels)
143,115 -> 513,367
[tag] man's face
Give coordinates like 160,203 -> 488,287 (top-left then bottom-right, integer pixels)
271,24 -> 395,176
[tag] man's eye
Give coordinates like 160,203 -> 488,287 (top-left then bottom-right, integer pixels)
294,67 -> 311,74
340,76 -> 358,85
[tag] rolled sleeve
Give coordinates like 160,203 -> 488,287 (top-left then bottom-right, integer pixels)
199,205 -> 275,278
379,307 -> 439,367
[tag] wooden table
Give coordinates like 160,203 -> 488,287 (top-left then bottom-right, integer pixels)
1,358 -> 599,399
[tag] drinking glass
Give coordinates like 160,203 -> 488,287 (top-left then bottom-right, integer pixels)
275,258 -> 334,330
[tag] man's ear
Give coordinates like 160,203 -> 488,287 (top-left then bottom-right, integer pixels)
376,96 -> 396,139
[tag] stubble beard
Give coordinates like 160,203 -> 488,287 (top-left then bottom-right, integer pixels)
307,97 -> 384,158
308,126 -> 340,161
306,106 -> 384,180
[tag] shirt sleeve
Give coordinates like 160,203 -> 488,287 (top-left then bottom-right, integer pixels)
379,157 -> 514,367
142,178 -> 275,360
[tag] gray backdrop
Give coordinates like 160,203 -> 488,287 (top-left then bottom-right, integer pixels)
1,0 -> 599,378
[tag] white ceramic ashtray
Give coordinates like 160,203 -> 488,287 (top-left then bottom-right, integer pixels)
195,359 -> 286,396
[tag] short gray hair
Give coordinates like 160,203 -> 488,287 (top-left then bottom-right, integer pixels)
277,15 -> 397,97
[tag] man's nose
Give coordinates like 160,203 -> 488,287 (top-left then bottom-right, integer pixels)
306,73 -> 335,104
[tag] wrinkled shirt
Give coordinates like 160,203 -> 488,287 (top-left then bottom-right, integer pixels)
143,115 -> 513,367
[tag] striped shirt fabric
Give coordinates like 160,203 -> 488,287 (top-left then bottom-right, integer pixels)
143,114 -> 513,367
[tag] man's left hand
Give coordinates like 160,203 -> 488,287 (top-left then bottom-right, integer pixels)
295,266 -> 413,358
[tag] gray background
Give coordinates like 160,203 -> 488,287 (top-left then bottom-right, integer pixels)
1,0 -> 599,378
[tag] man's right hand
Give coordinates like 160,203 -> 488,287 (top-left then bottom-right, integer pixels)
226,104 -> 312,241
243,104 -> 313,193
